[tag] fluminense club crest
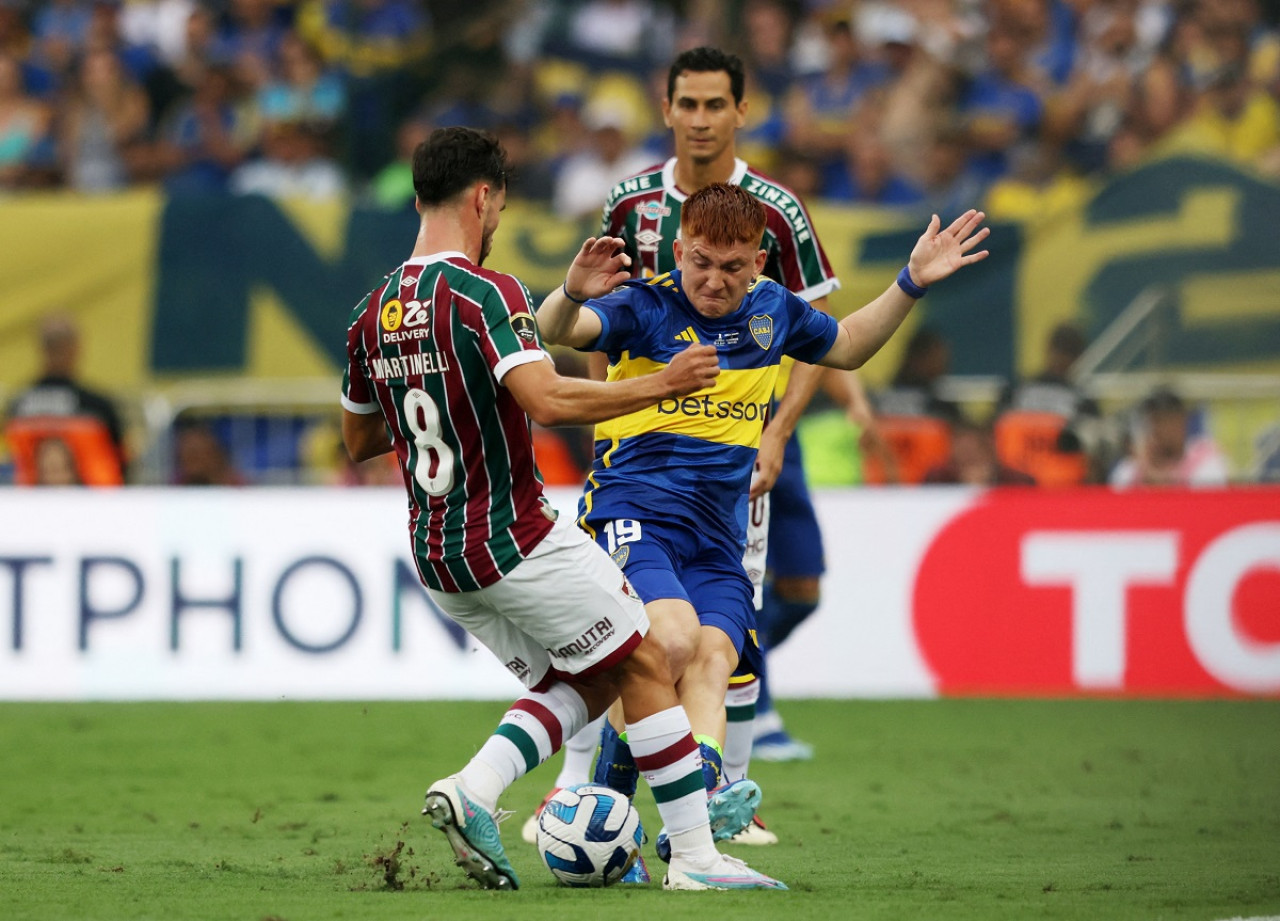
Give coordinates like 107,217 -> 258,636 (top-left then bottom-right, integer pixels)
748,315 -> 773,350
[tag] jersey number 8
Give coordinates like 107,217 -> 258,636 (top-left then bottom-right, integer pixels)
404,388 -> 455,496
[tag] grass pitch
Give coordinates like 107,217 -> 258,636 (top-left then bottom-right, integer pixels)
1,699 -> 1278,921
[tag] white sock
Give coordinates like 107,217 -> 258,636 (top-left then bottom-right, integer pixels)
723,678 -> 759,783
458,682 -> 588,814
555,713 -> 606,788
752,707 -> 786,741
626,706 -> 717,867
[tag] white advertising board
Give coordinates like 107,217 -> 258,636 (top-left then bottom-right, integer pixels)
2,487 -> 1277,700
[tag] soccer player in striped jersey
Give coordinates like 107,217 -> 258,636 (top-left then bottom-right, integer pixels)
341,126 -> 787,891
538,183 -> 989,860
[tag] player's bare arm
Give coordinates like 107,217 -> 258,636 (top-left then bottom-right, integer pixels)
536,235 -> 631,348
341,410 -> 392,462
750,296 -> 831,499
503,343 -> 720,427
819,210 -> 990,371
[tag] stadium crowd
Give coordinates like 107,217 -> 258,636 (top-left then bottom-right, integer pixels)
3,0 -> 1278,488
0,0 -> 1278,208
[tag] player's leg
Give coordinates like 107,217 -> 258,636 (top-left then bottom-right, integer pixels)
585,523 -> 700,804
676,621 -> 763,837
721,675 -> 779,845
419,519 -> 640,889
722,676 -> 758,784
459,517 -> 781,890
608,628 -> 784,891
519,712 -> 607,845
419,592 -> 582,890
754,434 -> 824,761
717,491 -> 778,844
588,597 -> 698,882
646,557 -> 765,863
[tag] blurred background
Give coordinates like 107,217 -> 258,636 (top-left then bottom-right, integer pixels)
1,0 -> 1279,492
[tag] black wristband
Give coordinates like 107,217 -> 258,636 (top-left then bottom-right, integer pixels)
562,282 -> 589,304
896,266 -> 928,299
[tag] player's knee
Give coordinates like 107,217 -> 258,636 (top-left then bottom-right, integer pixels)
645,604 -> 700,679
684,638 -> 737,690
616,632 -> 675,687
566,672 -> 622,717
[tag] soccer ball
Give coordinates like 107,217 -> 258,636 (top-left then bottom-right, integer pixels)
535,784 -> 641,887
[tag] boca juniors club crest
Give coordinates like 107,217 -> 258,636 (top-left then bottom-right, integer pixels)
749,315 -> 773,350
610,545 -> 630,569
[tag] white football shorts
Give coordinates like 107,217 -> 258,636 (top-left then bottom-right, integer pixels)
742,486 -> 770,612
427,514 -> 651,690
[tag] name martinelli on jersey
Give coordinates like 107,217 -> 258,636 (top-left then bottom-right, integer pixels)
369,351 -> 452,380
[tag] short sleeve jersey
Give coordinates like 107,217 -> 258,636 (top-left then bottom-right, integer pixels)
600,157 -> 840,302
601,157 -> 840,395
578,271 -> 838,548
342,252 -> 556,592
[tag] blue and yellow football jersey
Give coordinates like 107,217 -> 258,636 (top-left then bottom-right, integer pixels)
577,270 -> 838,547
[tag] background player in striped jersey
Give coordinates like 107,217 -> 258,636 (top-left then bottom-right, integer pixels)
341,126 -> 786,891
523,45 -> 887,848
537,182 -> 989,863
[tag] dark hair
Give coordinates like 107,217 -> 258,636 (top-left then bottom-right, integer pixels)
682,183 -> 766,248
667,47 -> 745,104
1142,386 -> 1186,417
412,127 -> 507,206
1048,323 -> 1086,361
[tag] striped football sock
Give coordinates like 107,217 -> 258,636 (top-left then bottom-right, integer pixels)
627,706 -> 717,865
458,682 -> 588,814
722,677 -> 759,783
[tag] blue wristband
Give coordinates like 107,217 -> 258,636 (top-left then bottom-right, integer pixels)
896,266 -> 928,299
562,282 -> 589,304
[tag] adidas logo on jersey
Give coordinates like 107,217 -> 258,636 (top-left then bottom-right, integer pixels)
674,326 -> 699,344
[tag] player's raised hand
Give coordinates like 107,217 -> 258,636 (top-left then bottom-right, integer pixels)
563,236 -> 633,302
660,343 -> 720,396
906,210 -> 990,288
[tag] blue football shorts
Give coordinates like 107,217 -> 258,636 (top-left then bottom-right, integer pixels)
765,432 -> 826,579
589,515 -> 764,677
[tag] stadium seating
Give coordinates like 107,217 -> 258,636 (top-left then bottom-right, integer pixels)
862,415 -> 952,485
993,410 -> 1087,487
4,416 -> 124,486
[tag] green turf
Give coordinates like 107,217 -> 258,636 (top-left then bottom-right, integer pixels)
2,700 -> 1278,921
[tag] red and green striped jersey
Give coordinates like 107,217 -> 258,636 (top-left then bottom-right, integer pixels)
342,251 -> 556,593
599,157 -> 841,302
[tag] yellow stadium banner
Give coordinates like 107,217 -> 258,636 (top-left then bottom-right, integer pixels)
1,155 -> 1278,406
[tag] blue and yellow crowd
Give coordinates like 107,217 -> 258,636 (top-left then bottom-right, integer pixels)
1,0 -> 1279,210
3,0 -> 1280,488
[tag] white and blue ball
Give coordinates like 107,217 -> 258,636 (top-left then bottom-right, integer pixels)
535,784 -> 641,887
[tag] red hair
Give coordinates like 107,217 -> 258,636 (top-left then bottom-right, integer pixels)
681,182 -> 766,248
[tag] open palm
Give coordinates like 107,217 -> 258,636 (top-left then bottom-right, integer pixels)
565,235 -> 633,300
908,210 -> 990,288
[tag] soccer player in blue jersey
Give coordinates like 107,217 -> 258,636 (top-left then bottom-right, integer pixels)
537,182 -> 988,864
601,46 -> 883,773
522,46 -> 889,855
